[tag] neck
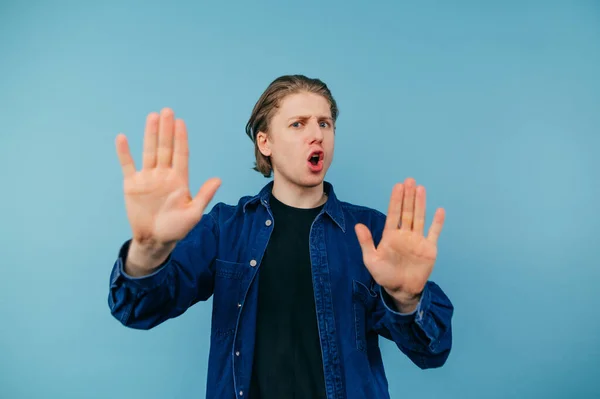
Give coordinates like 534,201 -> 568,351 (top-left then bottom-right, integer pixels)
271,177 -> 327,209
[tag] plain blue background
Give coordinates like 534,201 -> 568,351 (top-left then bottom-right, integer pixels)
1,1 -> 598,398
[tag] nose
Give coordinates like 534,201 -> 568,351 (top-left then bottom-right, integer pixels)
309,119 -> 324,143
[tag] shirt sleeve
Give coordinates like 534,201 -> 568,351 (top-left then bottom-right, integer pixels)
367,209 -> 454,369
373,280 -> 454,369
107,211 -> 220,330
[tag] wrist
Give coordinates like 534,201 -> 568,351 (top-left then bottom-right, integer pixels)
385,288 -> 421,314
125,239 -> 174,277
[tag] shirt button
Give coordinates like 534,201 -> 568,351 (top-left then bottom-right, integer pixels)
249,259 -> 257,267
236,351 -> 240,356
265,219 -> 272,226
239,391 -> 243,396
237,303 -> 242,308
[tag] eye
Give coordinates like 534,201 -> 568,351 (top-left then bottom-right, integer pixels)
319,121 -> 330,128
290,121 -> 303,128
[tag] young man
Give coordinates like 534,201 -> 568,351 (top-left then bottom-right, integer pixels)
110,75 -> 454,399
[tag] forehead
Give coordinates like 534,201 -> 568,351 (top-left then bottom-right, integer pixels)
275,92 -> 332,119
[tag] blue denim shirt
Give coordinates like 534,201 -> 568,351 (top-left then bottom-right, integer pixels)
108,181 -> 453,399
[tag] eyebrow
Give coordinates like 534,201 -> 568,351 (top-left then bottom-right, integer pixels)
288,115 -> 334,122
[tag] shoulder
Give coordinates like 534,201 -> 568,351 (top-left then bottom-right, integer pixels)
205,190 -> 270,227
206,195 -> 255,221
339,200 -> 387,230
334,199 -> 387,245
179,193 -> 261,246
340,200 -> 385,217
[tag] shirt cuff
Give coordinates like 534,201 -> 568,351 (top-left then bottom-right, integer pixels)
109,239 -> 172,291
379,283 -> 430,325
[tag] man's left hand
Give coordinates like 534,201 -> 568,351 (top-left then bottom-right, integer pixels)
355,177 -> 445,314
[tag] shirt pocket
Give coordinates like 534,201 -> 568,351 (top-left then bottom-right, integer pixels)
352,279 -> 378,353
212,259 -> 248,337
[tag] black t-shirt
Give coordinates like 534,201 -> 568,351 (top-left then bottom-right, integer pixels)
248,194 -> 327,399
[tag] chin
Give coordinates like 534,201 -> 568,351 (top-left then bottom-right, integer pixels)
275,166 -> 328,188
301,172 -> 327,187
303,179 -> 324,188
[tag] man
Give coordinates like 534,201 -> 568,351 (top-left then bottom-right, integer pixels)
109,75 -> 453,399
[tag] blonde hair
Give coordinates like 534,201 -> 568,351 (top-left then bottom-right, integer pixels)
245,74 -> 339,177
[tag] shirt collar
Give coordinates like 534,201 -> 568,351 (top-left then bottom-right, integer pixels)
242,180 -> 346,232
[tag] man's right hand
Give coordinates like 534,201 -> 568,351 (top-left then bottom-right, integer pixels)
115,108 -> 221,276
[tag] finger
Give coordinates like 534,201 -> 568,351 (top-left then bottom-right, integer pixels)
427,208 -> 446,244
354,223 -> 377,264
191,177 -> 222,217
157,108 -> 175,167
142,112 -> 159,169
115,134 -> 136,178
413,186 -> 426,235
400,177 -> 416,231
384,183 -> 404,231
173,119 -> 189,181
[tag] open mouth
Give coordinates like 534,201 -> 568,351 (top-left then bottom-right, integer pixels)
308,151 -> 323,165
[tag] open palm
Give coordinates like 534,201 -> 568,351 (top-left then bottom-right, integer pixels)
355,178 -> 445,307
115,108 -> 221,246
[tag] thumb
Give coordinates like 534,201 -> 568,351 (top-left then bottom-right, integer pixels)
191,177 -> 222,216
355,223 -> 377,265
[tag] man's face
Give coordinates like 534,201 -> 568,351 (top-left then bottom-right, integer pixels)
257,91 -> 335,188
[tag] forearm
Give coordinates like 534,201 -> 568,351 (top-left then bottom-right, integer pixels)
384,287 -> 421,314
124,239 -> 176,277
108,216 -> 218,329
375,281 -> 454,368
108,239 -> 183,329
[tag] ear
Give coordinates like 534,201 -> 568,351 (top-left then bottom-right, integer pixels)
256,131 -> 272,157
